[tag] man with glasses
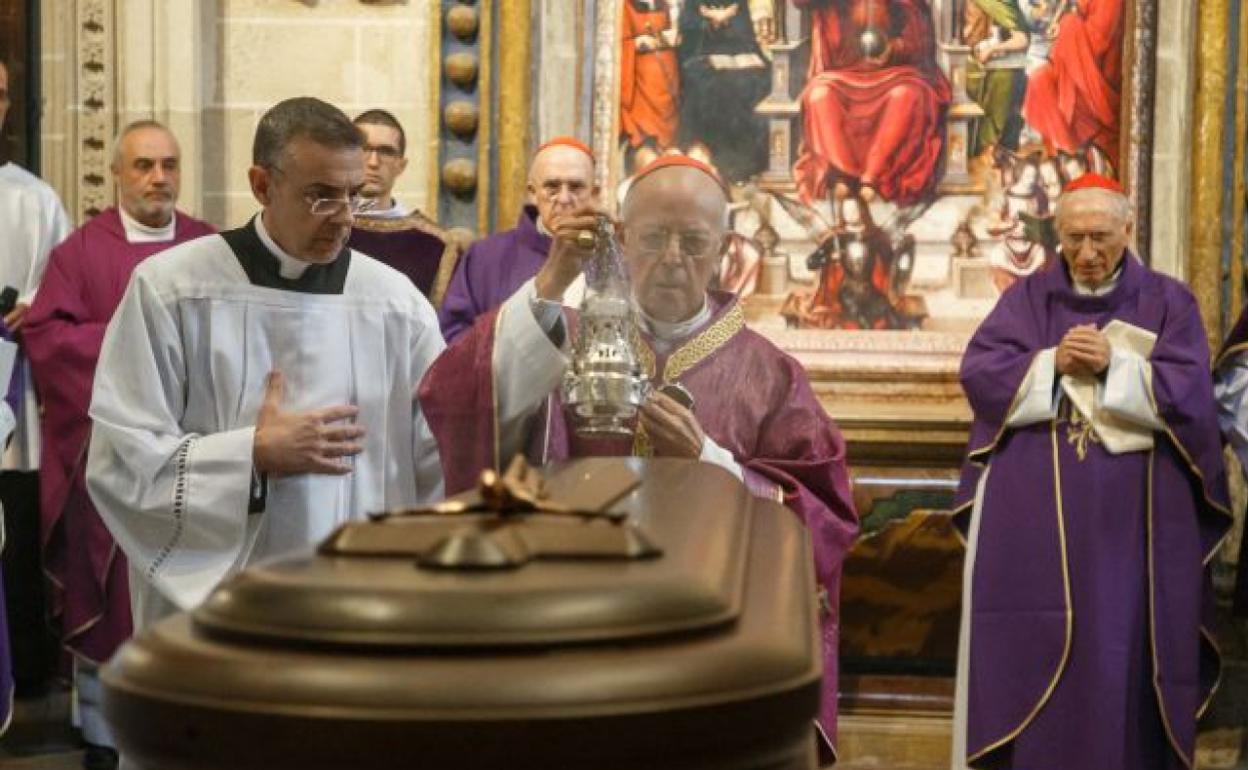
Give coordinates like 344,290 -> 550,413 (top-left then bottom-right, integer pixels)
21,119 -> 213,770
86,98 -> 444,640
420,155 -> 857,766
347,109 -> 460,305
438,136 -> 599,342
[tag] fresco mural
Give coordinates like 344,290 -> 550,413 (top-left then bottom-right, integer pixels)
608,0 -> 1133,336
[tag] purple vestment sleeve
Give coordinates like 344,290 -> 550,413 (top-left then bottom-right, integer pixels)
437,207 -> 551,343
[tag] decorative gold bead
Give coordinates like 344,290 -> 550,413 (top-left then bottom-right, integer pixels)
444,52 -> 479,88
442,158 -> 478,196
443,101 -> 479,138
446,5 -> 479,40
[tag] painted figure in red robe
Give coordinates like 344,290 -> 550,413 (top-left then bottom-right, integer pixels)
794,0 -> 952,206
620,0 -> 682,153
1022,0 -> 1125,171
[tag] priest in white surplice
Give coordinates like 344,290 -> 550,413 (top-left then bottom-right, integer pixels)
86,97 -> 444,629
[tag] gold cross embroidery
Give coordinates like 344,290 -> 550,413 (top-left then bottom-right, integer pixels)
1065,406 -> 1100,461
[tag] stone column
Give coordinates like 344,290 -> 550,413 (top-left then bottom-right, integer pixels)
536,0 -> 584,144
115,0 -> 211,219
1149,0 -> 1197,283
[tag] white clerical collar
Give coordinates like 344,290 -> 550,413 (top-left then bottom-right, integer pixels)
637,297 -> 712,344
255,213 -> 310,279
1073,263 -> 1124,297
536,217 -> 553,237
358,198 -> 407,220
119,207 -> 177,244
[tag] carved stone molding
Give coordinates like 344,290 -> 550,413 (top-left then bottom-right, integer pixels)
590,0 -> 620,206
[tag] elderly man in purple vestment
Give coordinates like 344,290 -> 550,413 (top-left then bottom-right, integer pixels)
346,109 -> 460,305
419,155 -> 858,764
437,136 -> 599,342
23,120 -> 214,770
952,173 -> 1231,770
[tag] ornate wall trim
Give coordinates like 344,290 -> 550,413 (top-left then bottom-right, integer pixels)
1190,0 -> 1232,352
590,0 -> 620,208
495,0 -> 531,232
74,0 -> 115,218
41,0 -> 118,223
1123,0 -> 1157,261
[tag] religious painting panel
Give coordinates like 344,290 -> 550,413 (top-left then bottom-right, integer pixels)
595,0 -> 1151,376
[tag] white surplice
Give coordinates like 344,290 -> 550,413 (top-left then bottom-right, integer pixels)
86,235 -> 445,628
0,162 -> 71,470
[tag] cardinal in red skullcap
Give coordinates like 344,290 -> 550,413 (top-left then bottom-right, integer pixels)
951,162 -> 1230,770
421,153 -> 859,763
439,136 -> 600,341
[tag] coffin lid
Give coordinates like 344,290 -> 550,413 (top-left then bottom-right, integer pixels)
192,459 -> 756,650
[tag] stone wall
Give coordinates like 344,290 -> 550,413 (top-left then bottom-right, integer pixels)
202,0 -> 436,229
42,0 -> 436,230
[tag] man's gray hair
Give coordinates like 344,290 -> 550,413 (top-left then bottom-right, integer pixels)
110,119 -> 174,169
253,97 -> 363,169
1055,186 -> 1133,226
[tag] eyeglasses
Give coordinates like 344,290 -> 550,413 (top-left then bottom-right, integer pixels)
539,179 -> 590,200
267,166 -> 375,216
635,228 -> 717,260
363,144 -> 402,161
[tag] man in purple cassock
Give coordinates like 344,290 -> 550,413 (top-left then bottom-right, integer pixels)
952,173 -> 1231,770
437,136 -> 599,342
23,120 -> 214,769
346,110 -> 461,306
419,155 -> 858,764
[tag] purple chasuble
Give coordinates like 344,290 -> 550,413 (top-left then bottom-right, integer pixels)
437,205 -> 550,343
955,253 -> 1231,770
347,211 -> 457,303
23,207 -> 215,664
419,291 -> 859,754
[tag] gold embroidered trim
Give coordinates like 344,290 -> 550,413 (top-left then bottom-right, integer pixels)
429,240 -> 462,309
1146,449 -> 1196,770
662,302 -> 746,383
352,209 -> 447,237
966,419 -> 1074,764
1142,377 -> 1234,564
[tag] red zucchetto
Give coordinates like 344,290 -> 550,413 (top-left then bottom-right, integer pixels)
627,155 -> 729,197
1063,172 -> 1125,195
535,136 -> 595,161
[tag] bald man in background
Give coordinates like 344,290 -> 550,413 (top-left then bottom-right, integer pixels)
437,137 -> 599,342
